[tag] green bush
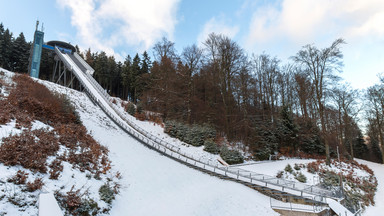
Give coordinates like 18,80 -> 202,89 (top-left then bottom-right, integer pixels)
295,172 -> 307,183
99,183 -> 115,204
320,171 -> 340,189
164,120 -> 216,147
294,163 -> 301,170
126,103 -> 136,116
284,164 -> 293,173
220,147 -> 244,165
203,140 -> 220,154
75,198 -> 100,216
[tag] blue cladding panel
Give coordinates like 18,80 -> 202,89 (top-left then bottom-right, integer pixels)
30,31 -> 44,78
42,44 -> 54,50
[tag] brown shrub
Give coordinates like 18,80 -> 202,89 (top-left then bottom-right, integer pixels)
8,74 -> 79,127
147,113 -> 163,125
49,159 -> 64,180
135,112 -> 146,121
0,129 -> 59,173
26,178 -> 44,192
8,170 -> 29,185
55,123 -> 110,174
63,187 -> 82,212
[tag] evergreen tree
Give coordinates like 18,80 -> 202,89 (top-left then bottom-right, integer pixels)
130,54 -> 141,102
135,51 -> 151,102
353,129 -> 368,159
121,55 -> 132,100
93,51 -> 109,91
141,51 -> 151,74
11,32 -> 30,73
277,105 -> 299,155
0,28 -> 13,70
0,23 -> 4,67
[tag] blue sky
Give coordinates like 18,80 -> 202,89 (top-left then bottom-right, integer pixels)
1,0 -> 383,90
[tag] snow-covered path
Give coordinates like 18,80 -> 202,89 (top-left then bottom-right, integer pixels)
74,90 -> 279,216
357,159 -> 384,215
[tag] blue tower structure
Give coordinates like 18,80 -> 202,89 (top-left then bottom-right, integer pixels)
28,21 -> 44,78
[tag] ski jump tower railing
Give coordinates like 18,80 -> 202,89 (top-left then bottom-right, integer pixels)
28,22 -> 357,216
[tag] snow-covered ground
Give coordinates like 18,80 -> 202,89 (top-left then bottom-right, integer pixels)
357,159 -> 384,215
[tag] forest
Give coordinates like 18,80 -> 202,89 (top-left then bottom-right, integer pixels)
1,23 -> 383,164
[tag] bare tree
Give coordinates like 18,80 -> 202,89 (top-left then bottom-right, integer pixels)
331,85 -> 360,159
251,53 -> 280,121
203,33 -> 246,137
366,84 -> 384,163
153,37 -> 177,62
182,44 -> 203,123
292,38 -> 345,165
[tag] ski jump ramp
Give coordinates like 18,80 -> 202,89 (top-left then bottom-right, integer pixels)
53,47 -> 355,216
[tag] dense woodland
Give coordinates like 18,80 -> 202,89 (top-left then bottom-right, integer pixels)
1,23 -> 383,163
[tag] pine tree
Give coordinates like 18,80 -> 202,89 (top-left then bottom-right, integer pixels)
0,23 -> 4,67
130,54 -> 141,102
121,55 -> 132,100
93,51 -> 109,91
11,32 -> 30,73
135,51 -> 151,102
277,105 -> 298,155
141,51 -> 151,74
1,28 -> 13,70
353,129 -> 368,159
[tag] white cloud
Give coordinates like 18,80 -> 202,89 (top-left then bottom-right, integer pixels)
57,0 -> 180,60
197,16 -> 240,46
246,0 -> 384,47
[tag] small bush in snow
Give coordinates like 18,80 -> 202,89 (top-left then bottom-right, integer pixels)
26,177 -> 44,192
220,147 -> 244,165
99,183 -> 115,204
294,163 -> 301,171
126,103 -> 136,116
8,170 -> 29,185
76,198 -> 100,216
320,170 -> 340,189
276,171 -> 284,178
203,140 -> 220,154
295,172 -> 307,183
284,164 -> 293,173
49,159 -> 63,180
